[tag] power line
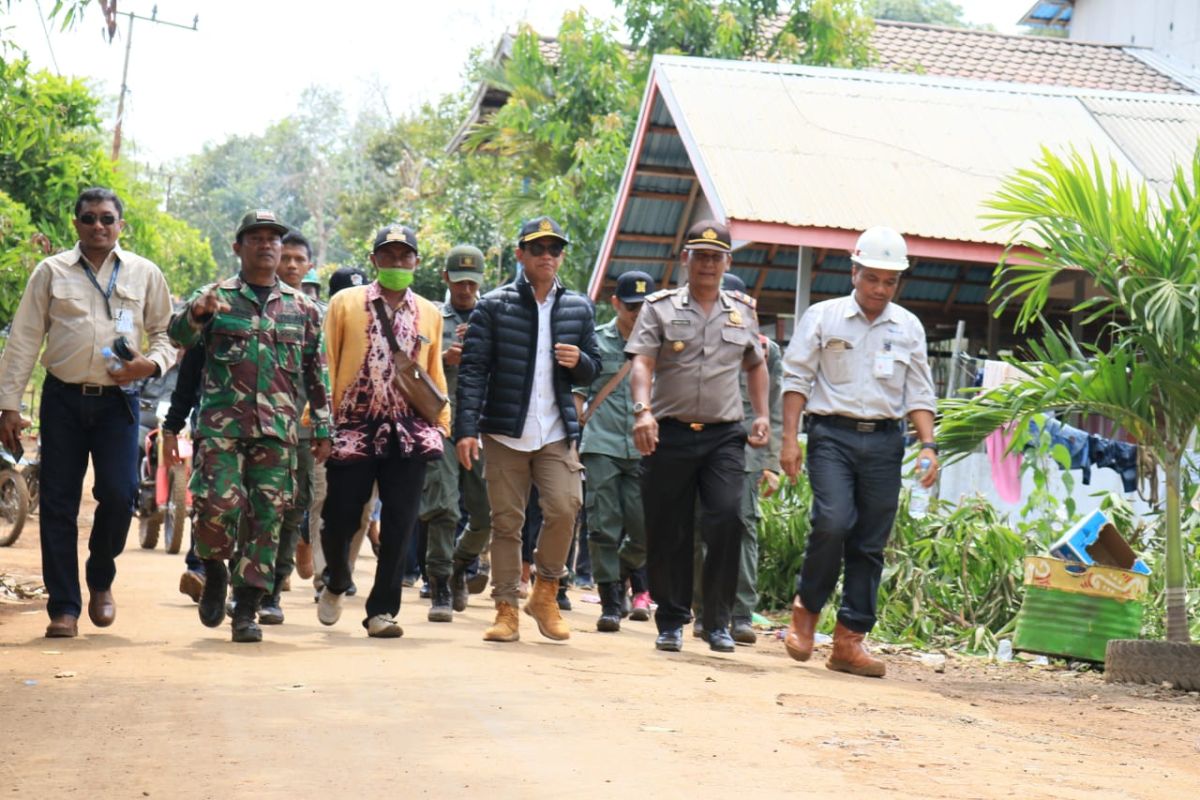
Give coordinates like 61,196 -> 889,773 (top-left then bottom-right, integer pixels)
32,0 -> 60,74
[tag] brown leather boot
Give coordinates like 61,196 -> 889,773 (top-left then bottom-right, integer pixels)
783,596 -> 820,662
524,577 -> 570,641
483,601 -> 520,642
826,622 -> 886,678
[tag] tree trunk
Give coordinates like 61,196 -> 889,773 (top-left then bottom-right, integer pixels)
1164,456 -> 1191,643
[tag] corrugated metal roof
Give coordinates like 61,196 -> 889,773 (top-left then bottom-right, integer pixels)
655,56 -> 1198,244
1079,96 -> 1200,194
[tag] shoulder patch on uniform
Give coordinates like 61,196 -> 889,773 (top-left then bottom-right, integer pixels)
645,288 -> 676,303
728,289 -> 757,310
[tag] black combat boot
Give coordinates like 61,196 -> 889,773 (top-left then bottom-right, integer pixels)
449,560 -> 470,612
556,580 -> 572,611
596,582 -> 622,633
231,587 -> 264,643
428,576 -> 453,622
198,560 -> 228,629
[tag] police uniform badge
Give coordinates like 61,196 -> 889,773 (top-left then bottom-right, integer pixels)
672,341 -> 685,352
635,280 -> 646,294
729,310 -> 742,326
539,219 -> 553,233
702,228 -> 718,240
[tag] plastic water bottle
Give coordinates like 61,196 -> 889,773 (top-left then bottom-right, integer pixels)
101,346 -> 124,374
996,639 -> 1014,662
909,457 -> 932,519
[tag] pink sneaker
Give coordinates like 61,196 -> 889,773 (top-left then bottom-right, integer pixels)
629,591 -> 651,621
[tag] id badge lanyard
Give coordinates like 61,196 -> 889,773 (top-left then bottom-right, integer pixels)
80,257 -> 121,320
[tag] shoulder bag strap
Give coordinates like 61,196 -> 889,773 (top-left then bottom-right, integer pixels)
580,360 -> 633,426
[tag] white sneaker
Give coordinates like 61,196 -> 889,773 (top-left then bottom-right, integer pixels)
366,614 -> 403,638
317,588 -> 344,626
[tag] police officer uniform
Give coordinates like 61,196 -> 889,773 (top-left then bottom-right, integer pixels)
170,209 -> 331,642
626,221 -> 767,653
575,270 -> 655,632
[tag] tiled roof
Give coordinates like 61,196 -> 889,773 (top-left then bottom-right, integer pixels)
869,20 -> 1189,94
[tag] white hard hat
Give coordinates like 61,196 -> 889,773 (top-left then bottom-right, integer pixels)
850,226 -> 909,271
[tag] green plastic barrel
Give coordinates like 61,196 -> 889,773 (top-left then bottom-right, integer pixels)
1013,586 -> 1144,663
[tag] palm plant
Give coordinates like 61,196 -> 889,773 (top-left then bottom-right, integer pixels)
938,146 -> 1200,644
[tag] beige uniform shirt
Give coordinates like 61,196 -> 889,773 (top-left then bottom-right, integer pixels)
781,293 -> 936,420
625,286 -> 763,423
0,243 -> 174,409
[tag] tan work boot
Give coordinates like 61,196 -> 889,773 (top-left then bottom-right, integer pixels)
524,577 -> 570,641
826,622 -> 886,678
784,596 -> 820,662
483,601 -> 520,642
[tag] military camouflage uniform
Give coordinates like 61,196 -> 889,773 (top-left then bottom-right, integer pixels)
170,276 -> 330,592
419,300 -> 491,578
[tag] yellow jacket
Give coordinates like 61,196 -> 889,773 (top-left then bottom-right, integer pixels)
323,285 -> 451,437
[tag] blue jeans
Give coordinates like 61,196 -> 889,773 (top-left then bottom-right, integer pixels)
798,419 -> 903,633
39,375 -> 139,619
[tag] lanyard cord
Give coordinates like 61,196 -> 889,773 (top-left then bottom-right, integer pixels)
80,256 -> 121,320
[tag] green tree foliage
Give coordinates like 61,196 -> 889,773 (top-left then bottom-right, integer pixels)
872,0 -> 967,27
618,0 -> 874,66
0,51 -> 215,319
940,146 -> 1200,643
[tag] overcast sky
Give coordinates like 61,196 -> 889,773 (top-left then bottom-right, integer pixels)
2,0 -> 1033,165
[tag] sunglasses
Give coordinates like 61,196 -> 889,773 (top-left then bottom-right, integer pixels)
523,241 -> 564,258
78,213 -> 118,226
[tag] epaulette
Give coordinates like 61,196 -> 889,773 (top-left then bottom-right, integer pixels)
727,289 -> 757,310
644,288 -> 677,303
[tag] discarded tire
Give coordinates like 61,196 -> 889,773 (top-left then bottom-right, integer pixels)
1104,639 -> 1200,691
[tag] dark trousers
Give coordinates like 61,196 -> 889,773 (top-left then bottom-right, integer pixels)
38,375 -> 139,619
798,420 -> 903,633
641,420 -> 745,634
321,452 -> 426,624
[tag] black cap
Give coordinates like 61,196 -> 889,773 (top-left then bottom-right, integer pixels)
372,224 -> 419,255
329,266 -> 368,297
722,272 -> 747,293
683,219 -> 731,252
236,209 -> 289,239
615,271 -> 655,303
517,216 -> 570,246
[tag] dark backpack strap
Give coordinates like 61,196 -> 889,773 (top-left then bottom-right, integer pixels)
370,297 -> 402,354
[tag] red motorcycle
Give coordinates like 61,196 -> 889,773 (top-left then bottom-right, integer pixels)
136,396 -> 192,554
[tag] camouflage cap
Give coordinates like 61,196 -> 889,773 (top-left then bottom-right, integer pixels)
445,245 -> 485,284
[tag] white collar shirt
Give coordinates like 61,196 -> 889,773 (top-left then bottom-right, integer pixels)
487,289 -> 567,451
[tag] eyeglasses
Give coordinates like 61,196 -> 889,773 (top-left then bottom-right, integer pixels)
78,213 -> 118,226
523,241 -> 564,258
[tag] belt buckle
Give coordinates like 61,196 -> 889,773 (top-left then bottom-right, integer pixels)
82,384 -> 104,397
856,421 -> 875,433
689,422 -> 705,432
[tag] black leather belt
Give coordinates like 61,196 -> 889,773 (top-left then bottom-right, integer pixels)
661,417 -> 736,432
45,372 -> 126,397
807,414 -> 903,433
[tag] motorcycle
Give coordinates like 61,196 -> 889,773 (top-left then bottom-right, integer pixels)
20,437 -> 40,512
135,371 -> 192,555
0,442 -> 31,547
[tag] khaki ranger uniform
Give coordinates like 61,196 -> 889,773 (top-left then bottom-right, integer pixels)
626,281 -> 763,637
170,275 -> 330,593
419,298 -> 493,580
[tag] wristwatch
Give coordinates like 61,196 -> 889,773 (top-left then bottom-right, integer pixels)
633,401 -> 651,416
919,441 -> 939,454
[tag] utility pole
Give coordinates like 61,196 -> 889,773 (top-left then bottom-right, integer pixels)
111,5 -> 199,162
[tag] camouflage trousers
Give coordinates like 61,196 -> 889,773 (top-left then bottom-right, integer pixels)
190,436 -> 294,592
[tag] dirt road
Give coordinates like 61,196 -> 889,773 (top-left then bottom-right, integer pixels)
2,492 -> 1199,799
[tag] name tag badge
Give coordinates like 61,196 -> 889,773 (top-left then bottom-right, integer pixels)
114,307 -> 135,334
873,350 -> 895,379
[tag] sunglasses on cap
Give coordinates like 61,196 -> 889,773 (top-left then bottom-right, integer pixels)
78,213 -> 119,225
523,241 -> 564,258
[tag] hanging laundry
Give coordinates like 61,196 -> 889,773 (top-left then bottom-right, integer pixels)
1088,435 -> 1139,493
1028,417 -> 1093,484
986,425 -> 1022,503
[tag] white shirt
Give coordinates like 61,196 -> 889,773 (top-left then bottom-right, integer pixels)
487,290 -> 567,452
782,293 -> 937,420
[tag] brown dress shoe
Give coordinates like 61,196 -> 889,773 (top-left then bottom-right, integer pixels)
88,589 -> 115,627
784,596 -> 820,662
826,622 -> 886,678
45,614 -> 79,638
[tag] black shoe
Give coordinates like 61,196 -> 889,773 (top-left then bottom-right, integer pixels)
449,562 -> 469,612
428,576 -> 453,623
466,568 -> 489,594
419,580 -> 432,599
655,628 -> 683,652
258,593 -> 284,625
556,582 -> 572,611
730,617 -> 757,645
707,627 -> 736,653
198,560 -> 228,629
596,582 -> 621,633
231,587 -> 263,643
620,589 -> 631,618
345,581 -> 358,597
